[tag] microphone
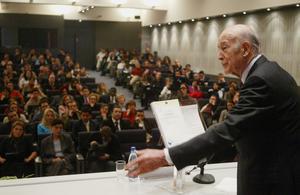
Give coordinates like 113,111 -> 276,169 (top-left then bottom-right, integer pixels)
193,156 -> 215,184
185,158 -> 206,175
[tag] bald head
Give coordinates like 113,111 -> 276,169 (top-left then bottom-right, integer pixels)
218,24 -> 261,77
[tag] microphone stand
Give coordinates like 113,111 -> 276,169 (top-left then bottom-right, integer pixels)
192,161 -> 215,184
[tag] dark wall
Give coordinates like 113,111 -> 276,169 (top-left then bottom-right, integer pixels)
95,21 -> 141,50
0,13 -> 64,48
0,14 -> 142,70
64,20 -> 96,69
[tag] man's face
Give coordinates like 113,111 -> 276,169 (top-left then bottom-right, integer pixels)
41,102 -> 49,111
112,108 -> 122,120
68,102 -> 78,111
136,112 -> 144,121
83,89 -> 90,96
51,124 -> 63,136
81,112 -> 90,123
32,91 -> 39,98
217,33 -> 244,76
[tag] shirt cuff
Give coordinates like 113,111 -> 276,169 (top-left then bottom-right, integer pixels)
163,148 -> 174,165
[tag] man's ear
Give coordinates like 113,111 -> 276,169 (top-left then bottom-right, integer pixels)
242,42 -> 251,57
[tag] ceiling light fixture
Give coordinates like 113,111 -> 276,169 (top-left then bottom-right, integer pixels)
79,19 -> 82,22
91,6 -> 95,9
179,21 -> 182,24
191,19 -> 195,22
267,8 -> 271,11
150,25 -> 153,28
243,11 -> 247,15
158,24 -> 161,26
296,4 -> 300,7
206,16 -> 210,20
168,22 -> 171,25
223,14 -> 227,17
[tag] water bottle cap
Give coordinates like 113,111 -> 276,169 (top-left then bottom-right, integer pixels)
130,146 -> 136,152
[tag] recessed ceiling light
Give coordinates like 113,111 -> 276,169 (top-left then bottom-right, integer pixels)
82,10 -> 85,13
267,8 -> 271,11
191,19 -> 195,22
296,4 -> 300,7
150,25 -> 153,28
223,14 -> 227,18
79,19 -> 82,22
168,22 -> 171,25
206,16 -> 210,20
243,11 -> 247,15
179,21 -> 182,24
158,24 -> 161,26
91,6 -> 95,8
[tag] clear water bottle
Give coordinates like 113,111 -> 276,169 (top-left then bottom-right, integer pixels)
128,146 -> 139,182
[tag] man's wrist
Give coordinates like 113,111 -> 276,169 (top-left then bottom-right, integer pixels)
163,148 -> 174,165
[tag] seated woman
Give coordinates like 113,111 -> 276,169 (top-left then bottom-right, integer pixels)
86,126 -> 122,173
122,100 -> 137,126
0,120 -> 37,178
37,108 -> 57,135
40,119 -> 76,176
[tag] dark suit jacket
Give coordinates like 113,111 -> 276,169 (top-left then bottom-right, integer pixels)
169,56 -> 300,195
72,119 -> 99,143
133,118 -> 158,134
102,118 -> 132,133
40,133 -> 76,170
87,133 -> 122,161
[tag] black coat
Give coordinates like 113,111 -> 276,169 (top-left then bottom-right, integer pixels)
72,119 -> 99,142
102,118 -> 132,133
169,56 -> 300,195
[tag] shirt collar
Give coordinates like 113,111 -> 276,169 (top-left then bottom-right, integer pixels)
241,54 -> 262,84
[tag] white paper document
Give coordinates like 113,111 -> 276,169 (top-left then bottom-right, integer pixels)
150,99 -> 205,147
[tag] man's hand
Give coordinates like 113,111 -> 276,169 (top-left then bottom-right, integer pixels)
126,149 -> 168,177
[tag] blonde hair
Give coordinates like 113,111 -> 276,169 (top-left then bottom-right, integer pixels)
41,108 -> 58,128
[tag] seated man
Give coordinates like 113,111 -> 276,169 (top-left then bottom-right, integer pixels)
86,126 -> 122,172
102,105 -> 132,133
72,106 -> 99,145
41,119 -> 76,176
0,110 -> 20,135
31,97 -> 50,122
133,110 -> 158,143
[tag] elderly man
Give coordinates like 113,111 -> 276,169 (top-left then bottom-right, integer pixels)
127,24 -> 300,195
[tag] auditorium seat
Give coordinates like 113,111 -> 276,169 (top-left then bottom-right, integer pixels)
115,129 -> 147,160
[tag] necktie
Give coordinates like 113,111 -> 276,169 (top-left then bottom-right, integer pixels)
115,120 -> 119,131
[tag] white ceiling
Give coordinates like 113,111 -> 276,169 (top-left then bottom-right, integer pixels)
0,0 -> 299,25
0,0 -> 167,9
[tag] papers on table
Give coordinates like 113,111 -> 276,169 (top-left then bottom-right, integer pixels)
150,99 -> 205,148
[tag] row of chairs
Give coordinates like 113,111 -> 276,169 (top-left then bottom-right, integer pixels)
0,128 -> 162,177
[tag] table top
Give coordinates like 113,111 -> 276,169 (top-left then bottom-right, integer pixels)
0,162 -> 237,195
